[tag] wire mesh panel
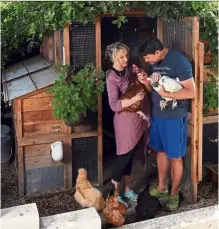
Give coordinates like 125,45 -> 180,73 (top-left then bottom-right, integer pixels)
160,20 -> 193,61
69,22 -> 96,69
59,29 -> 64,64
203,123 -> 218,164
72,136 -> 98,185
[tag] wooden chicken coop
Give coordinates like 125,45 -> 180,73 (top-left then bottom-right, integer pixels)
41,13 -> 205,204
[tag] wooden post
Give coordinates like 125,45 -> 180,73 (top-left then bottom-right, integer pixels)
191,17 -> 199,203
15,99 -> 25,197
96,16 -> 103,186
63,137 -> 73,189
48,35 -> 53,62
198,42 -> 204,182
18,146 -> 24,197
63,24 -> 70,65
42,33 -> 49,60
55,31 -> 60,63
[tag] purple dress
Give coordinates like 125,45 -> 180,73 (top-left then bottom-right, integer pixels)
106,66 -> 151,156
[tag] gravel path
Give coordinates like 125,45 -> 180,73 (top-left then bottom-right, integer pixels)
1,162 -> 218,227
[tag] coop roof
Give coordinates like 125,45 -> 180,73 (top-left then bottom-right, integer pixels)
2,55 -> 59,102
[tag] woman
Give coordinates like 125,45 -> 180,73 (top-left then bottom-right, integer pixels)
105,42 -> 152,207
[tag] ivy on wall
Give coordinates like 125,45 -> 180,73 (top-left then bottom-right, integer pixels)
1,1 -> 218,113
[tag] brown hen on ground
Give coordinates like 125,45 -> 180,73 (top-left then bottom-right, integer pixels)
103,183 -> 127,227
74,168 -> 105,211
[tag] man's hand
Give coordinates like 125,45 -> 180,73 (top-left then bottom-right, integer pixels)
150,72 -> 161,83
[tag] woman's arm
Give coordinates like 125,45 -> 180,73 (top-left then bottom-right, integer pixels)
106,75 -> 142,112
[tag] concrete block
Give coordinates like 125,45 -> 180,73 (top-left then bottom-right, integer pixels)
1,203 -> 39,229
40,207 -> 101,229
115,205 -> 219,229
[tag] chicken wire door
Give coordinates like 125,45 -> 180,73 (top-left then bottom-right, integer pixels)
157,17 -> 203,203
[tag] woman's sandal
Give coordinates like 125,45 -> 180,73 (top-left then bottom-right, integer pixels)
149,188 -> 169,198
165,195 -> 180,212
124,190 -> 138,201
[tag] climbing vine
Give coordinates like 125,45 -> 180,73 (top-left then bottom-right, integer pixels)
1,1 -> 218,113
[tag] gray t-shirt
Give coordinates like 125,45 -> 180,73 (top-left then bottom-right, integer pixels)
149,50 -> 193,119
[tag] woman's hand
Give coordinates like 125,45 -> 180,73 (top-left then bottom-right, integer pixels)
150,72 -> 161,83
134,91 -> 145,101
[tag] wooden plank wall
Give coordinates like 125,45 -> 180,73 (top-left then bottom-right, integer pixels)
21,90 -> 64,137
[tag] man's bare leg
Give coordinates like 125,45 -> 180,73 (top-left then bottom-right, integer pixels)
170,158 -> 183,196
157,152 -> 170,192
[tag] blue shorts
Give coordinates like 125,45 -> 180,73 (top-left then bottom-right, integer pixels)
148,116 -> 188,159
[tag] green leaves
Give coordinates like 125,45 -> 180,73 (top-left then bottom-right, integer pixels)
1,1 -> 218,113
112,16 -> 127,28
203,73 -> 218,115
49,63 -> 105,124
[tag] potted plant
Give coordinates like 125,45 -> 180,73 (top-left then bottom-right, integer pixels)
48,63 -> 105,127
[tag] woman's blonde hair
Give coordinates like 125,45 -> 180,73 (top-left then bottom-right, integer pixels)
105,42 -> 130,63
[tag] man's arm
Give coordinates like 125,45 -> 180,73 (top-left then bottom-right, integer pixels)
158,77 -> 196,99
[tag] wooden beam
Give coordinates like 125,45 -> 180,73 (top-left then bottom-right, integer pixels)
48,35 -> 53,62
191,17 -> 199,204
63,137 -> 72,189
96,16 -> 103,186
63,24 -> 70,65
18,146 -> 24,197
203,115 -> 218,124
17,131 -> 99,146
15,99 -> 22,138
102,10 -> 145,17
55,30 -> 61,63
198,42 -> 204,182
188,112 -> 218,125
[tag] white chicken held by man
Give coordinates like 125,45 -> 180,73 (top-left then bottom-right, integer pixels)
148,75 -> 183,110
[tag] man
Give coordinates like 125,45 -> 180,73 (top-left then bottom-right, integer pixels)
137,37 -> 196,211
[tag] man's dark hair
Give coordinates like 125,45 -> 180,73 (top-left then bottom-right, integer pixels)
139,36 -> 164,56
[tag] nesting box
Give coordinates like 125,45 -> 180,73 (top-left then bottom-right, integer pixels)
2,55 -> 72,196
